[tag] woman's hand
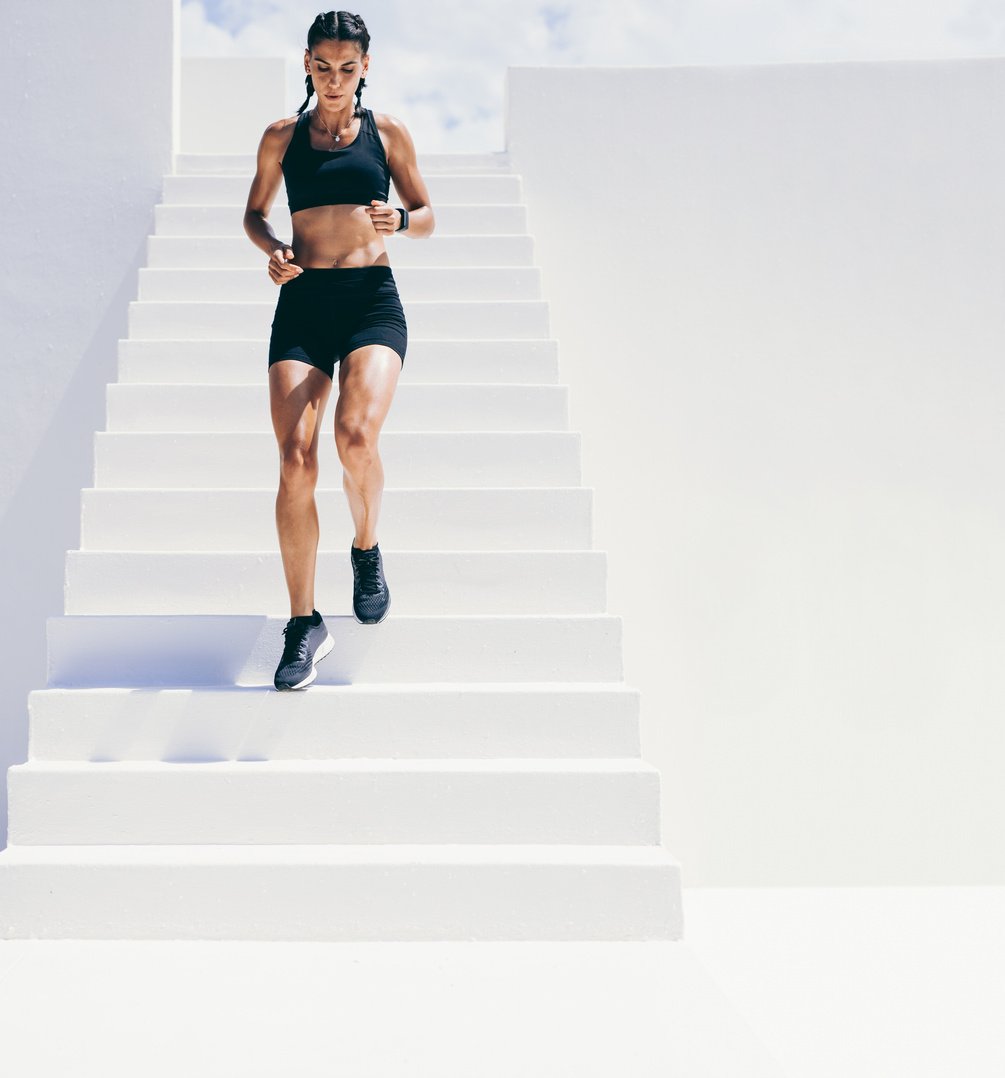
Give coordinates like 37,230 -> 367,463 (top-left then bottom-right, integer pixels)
367,200 -> 401,235
268,243 -> 304,285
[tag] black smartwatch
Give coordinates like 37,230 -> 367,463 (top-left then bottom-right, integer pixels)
395,206 -> 409,232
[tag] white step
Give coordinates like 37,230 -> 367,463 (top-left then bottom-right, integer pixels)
26,684 -> 642,761
0,843 -> 681,940
156,203 -> 526,236
145,234 -> 536,268
174,151 -> 514,175
91,433 -> 582,489
47,614 -> 624,687
136,265 -> 542,302
8,759 -> 660,845
104,383 -> 568,432
162,173 -> 524,204
64,550 -> 607,615
127,298 -> 549,340
116,337 -> 560,384
79,487 -> 592,550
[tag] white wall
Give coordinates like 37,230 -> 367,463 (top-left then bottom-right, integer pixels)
181,57 -> 286,153
506,59 -> 1005,884
0,0 -> 179,846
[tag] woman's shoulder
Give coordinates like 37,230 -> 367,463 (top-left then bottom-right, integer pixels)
264,112 -> 306,135
369,108 -> 406,135
261,112 -> 305,159
369,109 -> 411,158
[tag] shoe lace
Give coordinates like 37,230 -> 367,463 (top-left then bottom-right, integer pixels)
281,619 -> 312,663
354,549 -> 384,596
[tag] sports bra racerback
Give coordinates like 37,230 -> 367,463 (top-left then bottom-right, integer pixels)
281,105 -> 391,215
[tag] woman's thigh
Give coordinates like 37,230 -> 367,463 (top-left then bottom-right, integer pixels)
334,345 -> 402,442
268,358 -> 334,457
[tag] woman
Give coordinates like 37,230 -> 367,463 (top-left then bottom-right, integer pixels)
242,11 -> 434,690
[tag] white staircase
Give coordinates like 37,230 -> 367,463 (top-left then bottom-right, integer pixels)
0,151 -> 684,941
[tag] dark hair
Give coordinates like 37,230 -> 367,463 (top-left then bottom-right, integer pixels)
298,11 -> 371,116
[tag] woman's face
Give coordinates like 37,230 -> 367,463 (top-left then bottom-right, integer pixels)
304,40 -> 368,104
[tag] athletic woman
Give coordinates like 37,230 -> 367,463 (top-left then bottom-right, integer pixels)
242,11 -> 434,690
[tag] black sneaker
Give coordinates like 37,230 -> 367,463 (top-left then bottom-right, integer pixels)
274,609 -> 334,690
350,541 -> 391,624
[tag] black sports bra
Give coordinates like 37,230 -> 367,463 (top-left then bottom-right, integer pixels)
281,106 -> 391,215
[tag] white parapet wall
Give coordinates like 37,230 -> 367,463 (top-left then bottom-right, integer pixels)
506,60 -> 1005,884
180,56 -> 286,154
0,0 -> 180,849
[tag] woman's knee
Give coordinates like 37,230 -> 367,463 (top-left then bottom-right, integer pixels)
334,415 -> 379,464
277,439 -> 320,488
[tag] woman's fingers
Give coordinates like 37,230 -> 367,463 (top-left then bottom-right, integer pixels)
268,245 -> 302,283
368,200 -> 396,232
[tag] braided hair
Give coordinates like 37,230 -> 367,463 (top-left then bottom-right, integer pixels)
298,11 -> 371,117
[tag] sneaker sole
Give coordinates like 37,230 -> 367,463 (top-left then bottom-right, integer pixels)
353,593 -> 391,625
274,631 -> 335,691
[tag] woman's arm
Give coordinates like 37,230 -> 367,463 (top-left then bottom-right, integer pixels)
243,121 -> 292,257
375,113 -> 435,239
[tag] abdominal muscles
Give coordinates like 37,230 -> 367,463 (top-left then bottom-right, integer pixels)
289,204 -> 391,268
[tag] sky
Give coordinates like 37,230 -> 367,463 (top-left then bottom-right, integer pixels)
181,0 -> 1005,150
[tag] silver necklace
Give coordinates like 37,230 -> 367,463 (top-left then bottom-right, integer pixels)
313,104 -> 357,145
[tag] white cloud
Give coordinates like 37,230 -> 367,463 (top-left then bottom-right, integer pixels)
180,0 -> 1005,150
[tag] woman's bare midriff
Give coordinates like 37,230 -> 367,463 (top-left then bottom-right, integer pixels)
289,204 -> 391,268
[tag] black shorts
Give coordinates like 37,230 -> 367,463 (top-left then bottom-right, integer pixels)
268,264 -> 407,379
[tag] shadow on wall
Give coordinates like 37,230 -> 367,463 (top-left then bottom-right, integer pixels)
0,234 -> 148,850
